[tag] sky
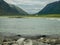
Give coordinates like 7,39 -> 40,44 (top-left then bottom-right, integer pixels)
4,0 -> 59,14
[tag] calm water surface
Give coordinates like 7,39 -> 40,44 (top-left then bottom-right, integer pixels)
0,18 -> 60,35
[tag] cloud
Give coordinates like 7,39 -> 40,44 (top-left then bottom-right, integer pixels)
4,0 -> 47,5
4,0 -> 59,14
4,0 -> 16,4
4,0 -> 59,5
19,5 -> 45,14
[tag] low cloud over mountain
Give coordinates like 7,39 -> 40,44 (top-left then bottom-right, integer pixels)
0,0 -> 28,15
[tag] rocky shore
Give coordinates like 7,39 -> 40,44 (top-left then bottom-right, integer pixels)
0,34 -> 60,45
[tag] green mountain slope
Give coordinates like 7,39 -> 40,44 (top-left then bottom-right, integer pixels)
0,0 -> 28,16
37,1 -> 60,14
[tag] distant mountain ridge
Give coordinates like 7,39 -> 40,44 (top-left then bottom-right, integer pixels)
37,1 -> 60,14
0,0 -> 28,15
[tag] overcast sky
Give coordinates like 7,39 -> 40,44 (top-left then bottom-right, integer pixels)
4,0 -> 59,14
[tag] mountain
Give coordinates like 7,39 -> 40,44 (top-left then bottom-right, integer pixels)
0,0 -> 28,16
37,1 -> 60,14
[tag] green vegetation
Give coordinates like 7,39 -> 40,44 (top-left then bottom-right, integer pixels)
0,0 -> 28,16
37,14 -> 60,18
0,14 -> 60,18
37,1 -> 60,14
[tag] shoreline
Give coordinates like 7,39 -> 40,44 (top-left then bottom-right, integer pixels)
0,16 -> 60,18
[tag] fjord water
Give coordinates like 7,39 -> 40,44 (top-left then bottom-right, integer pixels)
0,18 -> 60,35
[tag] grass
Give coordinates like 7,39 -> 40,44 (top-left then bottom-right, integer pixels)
39,14 -> 60,17
0,14 -> 60,18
